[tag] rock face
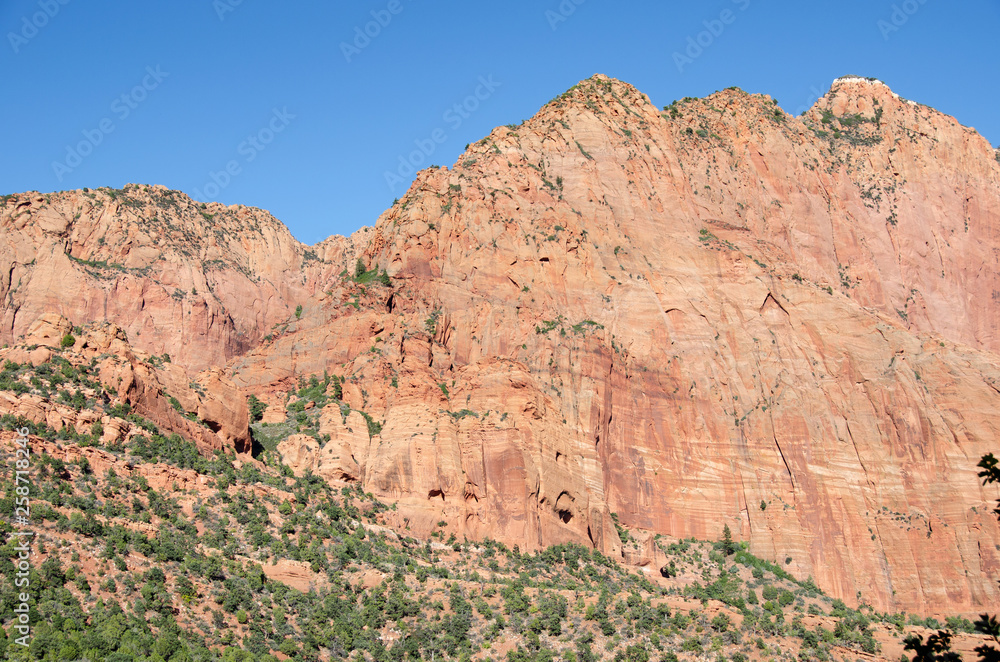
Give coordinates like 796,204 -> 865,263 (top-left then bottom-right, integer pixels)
0,313 -> 251,453
4,74 -> 1000,617
0,185 -> 370,373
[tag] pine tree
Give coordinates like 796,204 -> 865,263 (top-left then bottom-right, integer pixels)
722,524 -> 736,556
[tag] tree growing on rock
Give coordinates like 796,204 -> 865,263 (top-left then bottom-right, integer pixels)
721,524 -> 737,556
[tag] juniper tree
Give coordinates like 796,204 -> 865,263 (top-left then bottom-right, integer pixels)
722,523 -> 737,556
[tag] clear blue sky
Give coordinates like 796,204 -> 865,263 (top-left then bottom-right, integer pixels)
2,0 -> 998,245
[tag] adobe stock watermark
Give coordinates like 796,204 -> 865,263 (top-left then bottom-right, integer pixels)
877,0 -> 929,40
51,66 -> 169,183
10,425 -> 33,648
673,0 -> 751,73
7,0 -> 72,54
213,0 -> 245,21
545,0 -> 586,31
192,107 -> 295,201
341,0 -> 410,63
383,75 -> 501,193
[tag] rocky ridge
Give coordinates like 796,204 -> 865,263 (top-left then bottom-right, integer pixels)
3,74 -> 1000,617
0,185 -> 371,372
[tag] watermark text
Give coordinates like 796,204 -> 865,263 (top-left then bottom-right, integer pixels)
878,0 -> 930,40
341,0 -> 409,63
7,0 -> 71,54
51,66 -> 169,182
384,76 -> 500,193
10,426 -> 33,647
545,0 -> 586,31
192,107 -> 295,201
673,0 -> 751,73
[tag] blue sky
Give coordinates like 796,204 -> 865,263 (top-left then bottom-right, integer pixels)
2,0 -> 998,245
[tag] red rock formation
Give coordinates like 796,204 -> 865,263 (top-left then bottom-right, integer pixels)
0,186 -> 366,373
4,75 -> 1000,616
0,313 -> 251,453
236,76 -> 1000,616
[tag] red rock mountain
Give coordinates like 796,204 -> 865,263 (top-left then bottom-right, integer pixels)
3,74 -> 1000,617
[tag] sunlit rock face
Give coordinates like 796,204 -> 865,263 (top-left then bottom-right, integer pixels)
4,74 -> 1000,615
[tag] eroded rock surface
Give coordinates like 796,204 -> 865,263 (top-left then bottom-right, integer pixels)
4,75 -> 1000,615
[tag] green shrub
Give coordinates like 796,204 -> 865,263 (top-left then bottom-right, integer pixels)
248,394 -> 266,422
360,411 -> 382,437
721,524 -> 737,555
60,333 -> 76,348
425,308 -> 442,335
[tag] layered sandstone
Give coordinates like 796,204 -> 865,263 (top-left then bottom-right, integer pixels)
235,76 -> 1000,616
0,185 -> 368,372
3,75 -> 1000,616
0,313 -> 251,452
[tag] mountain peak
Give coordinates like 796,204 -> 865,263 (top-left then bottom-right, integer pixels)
825,74 -> 913,107
4,75 -> 1000,619
543,73 -> 654,114
801,74 -> 994,145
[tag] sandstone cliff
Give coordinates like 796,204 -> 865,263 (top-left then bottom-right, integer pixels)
3,74 -> 1000,616
0,313 -> 251,453
0,185 -> 369,372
